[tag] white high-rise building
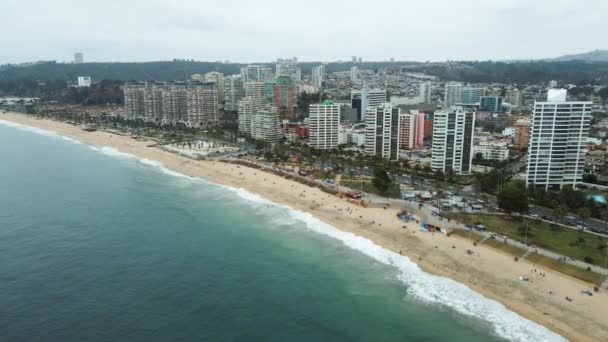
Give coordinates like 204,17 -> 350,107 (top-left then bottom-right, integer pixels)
241,65 -> 272,82
350,66 -> 358,82
244,82 -> 264,110
252,110 -> 281,142
461,86 -> 485,105
431,108 -> 475,174
364,104 -> 401,161
419,82 -> 432,103
443,82 -> 462,108
505,88 -> 523,108
237,97 -> 256,135
311,65 -> 325,89
526,89 -> 592,190
309,101 -> 340,150
74,52 -> 84,64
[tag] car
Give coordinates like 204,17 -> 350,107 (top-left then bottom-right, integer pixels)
529,214 -> 539,218
541,215 -> 549,220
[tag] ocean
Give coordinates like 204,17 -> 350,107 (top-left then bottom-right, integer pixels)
0,120 -> 564,342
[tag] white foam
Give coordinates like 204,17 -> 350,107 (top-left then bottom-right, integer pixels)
0,119 -> 82,144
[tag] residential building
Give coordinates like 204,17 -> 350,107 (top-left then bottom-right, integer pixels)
204,72 -> 224,107
479,96 -> 504,112
237,97 -> 256,135
461,86 -> 485,105
505,88 -> 523,108
241,65 -> 272,82
77,76 -> 91,87
514,118 -> 531,149
252,110 -> 281,142
122,82 -> 218,128
350,66 -> 358,82
431,108 -> 475,174
244,81 -> 264,110
398,110 -> 425,149
74,52 -> 83,64
351,88 -> 388,121
309,100 -> 340,150
526,89 -> 592,189
224,75 -> 245,111
273,76 -> 296,120
423,114 -> 433,139
420,82 -> 432,103
443,82 -> 462,108
364,104 -> 401,161
474,142 -> 509,161
311,65 -> 325,89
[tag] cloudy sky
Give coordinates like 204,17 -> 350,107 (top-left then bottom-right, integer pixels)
2,0 -> 606,64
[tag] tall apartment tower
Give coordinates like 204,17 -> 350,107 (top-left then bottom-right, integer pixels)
204,72 -> 225,108
123,83 -> 146,119
252,111 -> 282,142
237,97 -> 256,135
514,118 -> 531,150
398,110 -> 425,150
162,83 -> 188,125
443,82 -> 462,108
419,82 -> 432,104
364,104 -> 401,161
309,100 -> 340,150
224,75 -> 245,111
461,86 -> 486,105
241,65 -> 271,82
351,89 -> 388,121
187,83 -> 219,128
350,66 -> 358,82
525,89 -> 592,190
273,76 -> 296,120
74,52 -> 84,64
506,88 -> 523,108
311,65 -> 325,89
244,82 -> 264,110
431,108 -> 475,174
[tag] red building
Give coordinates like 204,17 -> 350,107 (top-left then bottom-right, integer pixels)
273,76 -> 296,120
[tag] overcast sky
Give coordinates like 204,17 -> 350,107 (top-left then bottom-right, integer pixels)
2,0 -> 606,64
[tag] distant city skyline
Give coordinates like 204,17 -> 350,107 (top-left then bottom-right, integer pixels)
2,0 -> 607,64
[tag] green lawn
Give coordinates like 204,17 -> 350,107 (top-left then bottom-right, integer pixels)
340,178 -> 401,198
449,229 -> 485,243
483,238 -> 527,257
448,213 -> 608,268
527,254 -> 606,286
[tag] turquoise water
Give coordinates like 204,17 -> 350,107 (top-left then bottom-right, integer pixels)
0,121 -> 562,341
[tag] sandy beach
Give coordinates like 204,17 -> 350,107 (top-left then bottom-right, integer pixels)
2,111 -> 607,341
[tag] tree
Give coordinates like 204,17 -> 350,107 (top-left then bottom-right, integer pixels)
577,207 -> 591,224
371,167 -> 391,194
497,180 -> 528,214
552,204 -> 570,223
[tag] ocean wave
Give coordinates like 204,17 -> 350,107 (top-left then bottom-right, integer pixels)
0,119 -> 82,144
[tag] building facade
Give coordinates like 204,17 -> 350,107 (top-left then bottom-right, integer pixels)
526,90 -> 592,189
474,142 -> 509,161
398,110 -> 425,149
244,81 -> 264,111
351,89 -> 388,121
237,97 -> 256,135
311,65 -> 325,89
514,118 -> 531,150
443,82 -> 462,108
479,96 -> 504,112
273,76 -> 296,120
252,111 -> 281,142
431,108 -> 475,174
224,75 -> 245,111
461,86 -> 485,105
308,100 -> 340,150
364,104 -> 401,161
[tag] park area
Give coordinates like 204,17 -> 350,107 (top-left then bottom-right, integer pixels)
448,213 -> 608,268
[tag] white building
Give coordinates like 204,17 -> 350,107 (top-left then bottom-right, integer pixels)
204,72 -> 224,108
474,142 -> 509,161
443,82 -> 462,108
502,127 -> 515,137
350,66 -> 358,82
74,52 -> 83,64
309,101 -> 340,150
311,65 -> 325,89
238,97 -> 256,135
338,125 -> 366,147
461,86 -> 485,105
365,104 -> 401,161
224,75 -> 245,111
252,111 -> 281,142
526,89 -> 592,190
431,108 -> 475,174
77,76 -> 91,87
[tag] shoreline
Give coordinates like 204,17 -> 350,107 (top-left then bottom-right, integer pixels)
2,112 -> 607,341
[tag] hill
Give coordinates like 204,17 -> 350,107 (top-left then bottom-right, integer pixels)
550,49 -> 608,62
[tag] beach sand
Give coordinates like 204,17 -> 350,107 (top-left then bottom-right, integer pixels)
2,112 -> 607,341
